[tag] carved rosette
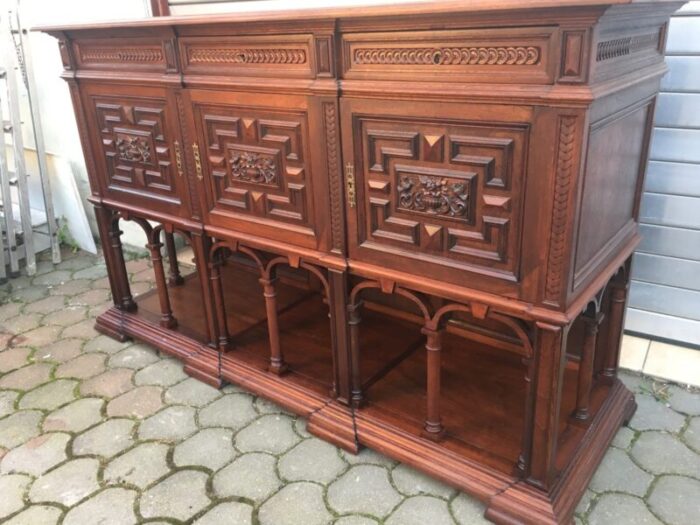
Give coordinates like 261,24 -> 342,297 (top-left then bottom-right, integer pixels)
398,175 -> 470,218
116,135 -> 151,164
354,46 -> 540,66
230,151 -> 277,185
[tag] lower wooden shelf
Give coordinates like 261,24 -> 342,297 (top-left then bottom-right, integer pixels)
95,261 -> 635,525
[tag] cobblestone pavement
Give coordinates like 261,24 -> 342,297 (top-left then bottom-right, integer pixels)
0,248 -> 698,525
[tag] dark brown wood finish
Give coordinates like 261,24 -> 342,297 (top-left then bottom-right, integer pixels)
39,2 -> 683,522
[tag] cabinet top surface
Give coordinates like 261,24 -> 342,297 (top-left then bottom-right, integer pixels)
34,0 -> 680,33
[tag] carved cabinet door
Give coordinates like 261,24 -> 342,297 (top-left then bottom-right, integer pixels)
79,83 -> 190,217
183,89 -> 329,251
340,97 -> 535,295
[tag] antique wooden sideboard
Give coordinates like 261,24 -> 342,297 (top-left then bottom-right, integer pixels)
38,1 -> 684,522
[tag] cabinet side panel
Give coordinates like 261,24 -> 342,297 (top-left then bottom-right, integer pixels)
572,100 -> 653,291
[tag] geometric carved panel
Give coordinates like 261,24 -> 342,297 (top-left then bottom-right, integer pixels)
195,104 -> 311,227
94,97 -> 179,203
358,116 -> 528,279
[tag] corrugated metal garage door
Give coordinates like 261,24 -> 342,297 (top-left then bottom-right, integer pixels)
626,2 -> 700,347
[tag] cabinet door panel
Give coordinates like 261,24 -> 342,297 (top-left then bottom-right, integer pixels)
188,90 -> 322,249
81,83 -> 187,216
342,98 -> 532,292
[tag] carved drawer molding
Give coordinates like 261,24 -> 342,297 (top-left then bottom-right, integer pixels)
73,38 -> 178,72
342,27 -> 557,84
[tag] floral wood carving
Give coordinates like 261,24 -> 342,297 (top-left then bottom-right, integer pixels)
354,46 -> 540,66
116,135 -> 152,164
81,47 -> 163,63
398,175 -> 471,218
188,48 -> 307,65
230,151 -> 278,185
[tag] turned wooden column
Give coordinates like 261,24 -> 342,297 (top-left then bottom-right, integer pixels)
328,270 -> 351,403
209,252 -> 231,351
95,206 -> 135,312
348,300 -> 364,408
260,276 -> 287,375
164,231 -> 184,286
575,311 -> 604,421
603,278 -> 629,381
190,233 -> 218,349
422,325 -> 445,441
146,232 -> 177,329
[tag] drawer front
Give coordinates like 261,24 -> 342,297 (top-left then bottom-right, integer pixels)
81,83 -> 187,216
341,27 -> 557,84
342,98 -> 531,291
188,90 -> 323,249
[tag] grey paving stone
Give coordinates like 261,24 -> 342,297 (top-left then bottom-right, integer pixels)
294,417 -> 311,438
0,301 -> 22,320
0,473 -> 32,520
683,417 -> 700,453
0,410 -> 42,448
391,463 -> 457,499
43,398 -> 105,433
11,326 -> 62,348
73,264 -> 108,280
80,368 -> 135,399
648,475 -> 700,525
198,394 -> 257,430
164,377 -> 221,407
50,279 -> 92,297
173,428 -> 236,471
83,334 -> 131,355
588,493 -> 662,525
612,426 -> 636,449
10,285 -> 48,303
5,313 -> 42,334
334,518 -> 379,525
194,502 -> 253,525
255,396 -> 290,415
61,319 -> 99,340
25,295 -> 66,314
0,390 -> 18,418
139,470 -> 211,521
0,433 -> 70,476
0,363 -> 53,390
213,452 -> 281,502
327,465 -> 402,518
576,489 -> 595,516
629,395 -> 686,433
235,414 -> 301,454
19,379 -> 78,410
55,353 -> 106,379
259,482 -> 332,525
279,438 -> 346,484
107,386 -> 163,419
44,306 -> 87,327
108,344 -> 159,370
72,419 -> 135,458
63,488 -> 137,525
104,442 -> 170,489
34,338 -> 83,363
386,496 -> 453,525
667,386 -> 700,416
589,447 -> 653,496
3,504 -> 62,525
29,458 -> 100,506
450,493 -> 490,525
631,431 -> 700,477
138,405 -> 197,441
33,270 -> 72,286
134,359 -> 187,387
0,347 -> 32,373
342,447 -> 396,468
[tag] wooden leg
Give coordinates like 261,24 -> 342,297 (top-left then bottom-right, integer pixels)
422,326 -> 445,441
146,236 -> 177,329
518,351 -> 536,477
575,312 -> 603,421
328,269 -> 351,403
527,321 -> 568,490
190,233 -> 218,349
164,231 -> 184,286
210,256 -> 231,351
96,206 -> 135,312
603,280 -> 628,381
261,276 -> 287,375
348,301 -> 364,408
